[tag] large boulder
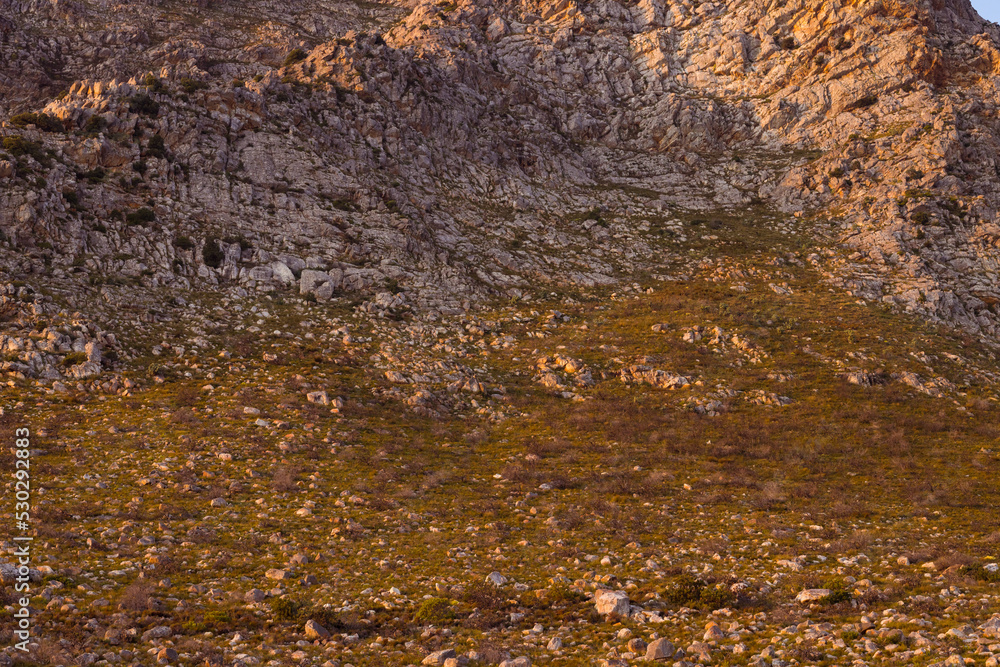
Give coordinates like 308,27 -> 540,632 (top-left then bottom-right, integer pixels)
270,261 -> 296,286
594,589 -> 630,617
300,269 -> 331,295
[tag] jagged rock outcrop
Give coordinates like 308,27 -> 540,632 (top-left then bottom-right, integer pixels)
2,0 -> 1000,339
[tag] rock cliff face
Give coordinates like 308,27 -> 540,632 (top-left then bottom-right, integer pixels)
2,0 -> 1000,336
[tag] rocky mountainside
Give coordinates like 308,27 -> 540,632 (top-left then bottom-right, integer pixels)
2,0 -> 1000,333
5,1 -> 1000,666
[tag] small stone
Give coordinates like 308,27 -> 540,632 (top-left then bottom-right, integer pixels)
156,647 -> 178,663
547,637 -> 563,651
627,638 -> 647,653
795,588 -> 831,603
499,658 -> 531,667
304,619 -> 330,640
209,497 -> 227,507
307,390 -> 330,405
486,572 -> 507,586
703,622 -> 725,641
645,637 -> 675,661
422,649 -> 457,666
245,588 -> 266,602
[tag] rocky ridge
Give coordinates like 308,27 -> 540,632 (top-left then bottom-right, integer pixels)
1,0 -> 1000,338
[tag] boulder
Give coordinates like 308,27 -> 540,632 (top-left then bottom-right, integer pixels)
304,619 -> 330,640
644,638 -> 675,660
594,589 -> 630,617
795,589 -> 831,603
270,261 -> 296,286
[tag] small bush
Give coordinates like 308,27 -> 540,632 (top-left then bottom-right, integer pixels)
142,74 -> 165,93
146,134 -> 166,159
664,574 -> 706,605
180,77 -> 207,93
699,583 -> 734,610
82,115 -> 106,136
119,581 -> 154,611
549,584 -> 587,605
10,112 -> 63,132
202,236 -> 224,268
174,235 -> 195,250
79,167 -> 105,184
820,577 -> 854,605
911,211 -> 930,225
462,580 -> 506,612
284,48 -> 307,66
126,207 -> 156,226
270,597 -> 306,621
905,167 -> 925,181
414,597 -> 454,625
2,136 -> 42,159
779,36 -> 796,50
128,94 -> 160,116
61,352 -> 87,367
959,564 -> 1000,583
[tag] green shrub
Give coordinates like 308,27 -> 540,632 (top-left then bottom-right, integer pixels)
269,597 -> 306,621
664,574 -> 706,605
62,352 -> 87,367
202,236 -> 224,268
10,112 -> 63,132
142,74 -> 165,93
222,235 -> 251,250
959,564 -> 1000,583
146,134 -> 166,159
911,211 -> 930,225
820,577 -> 853,605
2,136 -> 41,159
779,36 -> 796,50
283,48 -> 307,66
828,167 -> 845,179
549,584 -> 586,605
180,77 -> 207,93
232,79 -> 245,88
126,207 -> 155,226
699,584 -> 734,610
414,597 -> 454,625
79,167 -> 105,184
174,235 -> 195,250
128,94 -> 160,116
905,168 -> 925,181
82,115 -> 106,136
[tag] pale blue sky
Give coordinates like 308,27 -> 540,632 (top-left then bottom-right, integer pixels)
973,0 -> 1000,23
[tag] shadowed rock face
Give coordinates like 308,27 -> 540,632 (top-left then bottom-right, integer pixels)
1,0 -> 1000,336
